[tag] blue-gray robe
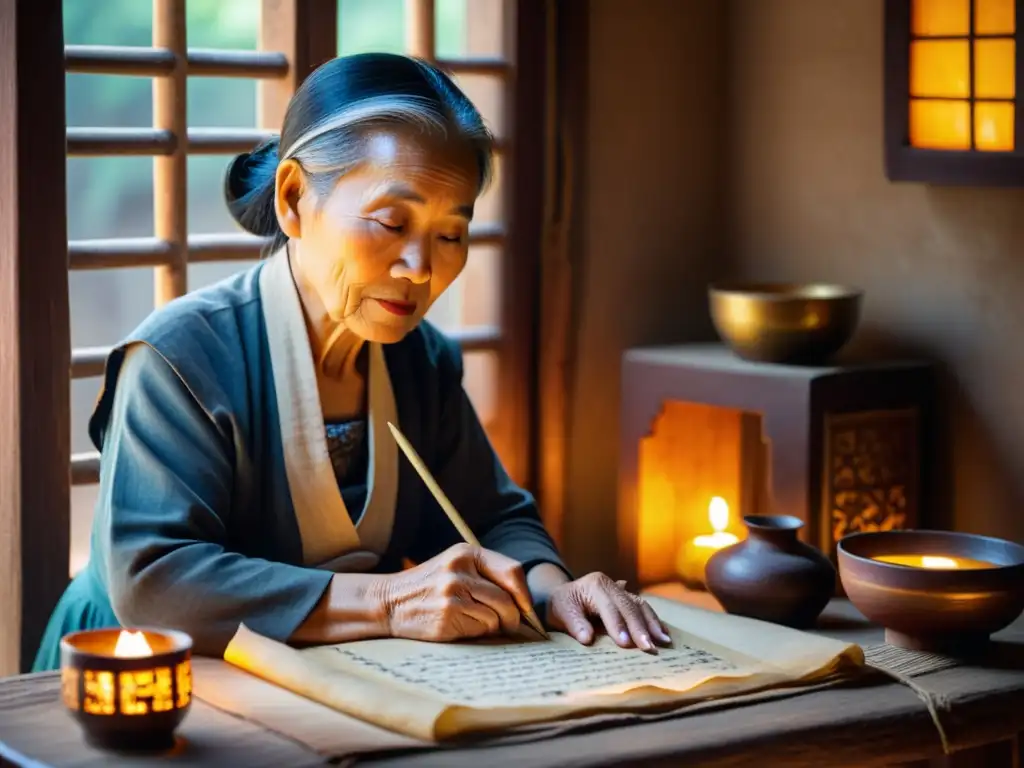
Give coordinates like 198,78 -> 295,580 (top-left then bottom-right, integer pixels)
33,251 -> 567,671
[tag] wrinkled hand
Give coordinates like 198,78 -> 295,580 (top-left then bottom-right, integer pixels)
380,543 -> 534,642
545,573 -> 672,651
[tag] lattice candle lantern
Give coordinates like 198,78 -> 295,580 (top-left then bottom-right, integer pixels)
60,628 -> 193,750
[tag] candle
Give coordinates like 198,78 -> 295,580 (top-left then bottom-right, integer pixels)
873,554 -> 998,570
678,496 -> 740,589
60,627 -> 194,750
114,630 -> 154,658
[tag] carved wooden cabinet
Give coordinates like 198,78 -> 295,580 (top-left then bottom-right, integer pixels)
617,343 -> 936,587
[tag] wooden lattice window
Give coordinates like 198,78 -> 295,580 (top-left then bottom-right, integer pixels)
65,0 -> 329,578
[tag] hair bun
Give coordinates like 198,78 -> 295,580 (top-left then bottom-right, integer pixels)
224,137 -> 279,205
224,136 -> 282,238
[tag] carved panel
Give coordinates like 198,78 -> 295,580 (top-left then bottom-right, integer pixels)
822,408 -> 920,557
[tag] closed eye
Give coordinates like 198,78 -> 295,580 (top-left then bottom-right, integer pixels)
438,234 -> 462,243
375,220 -> 404,234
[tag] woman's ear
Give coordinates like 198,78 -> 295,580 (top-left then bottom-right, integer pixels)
274,159 -> 304,239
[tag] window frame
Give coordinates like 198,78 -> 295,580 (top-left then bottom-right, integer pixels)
884,0 -> 1024,186
0,0 -> 71,676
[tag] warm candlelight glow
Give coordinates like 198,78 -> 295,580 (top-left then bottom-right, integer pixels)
874,553 -> 997,570
114,630 -> 153,658
693,496 -> 739,549
908,0 -> 1016,152
921,555 -> 957,569
679,497 -> 740,588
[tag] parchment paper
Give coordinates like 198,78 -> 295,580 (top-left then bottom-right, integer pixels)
221,596 -> 864,740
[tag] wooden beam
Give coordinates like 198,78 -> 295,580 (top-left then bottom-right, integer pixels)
537,0 -> 573,548
152,0 -> 188,307
436,57 -> 509,76
186,48 -> 289,78
0,0 -> 71,675
187,128 -> 276,154
69,238 -> 177,270
186,233 -> 269,263
258,0 -> 338,132
502,0 -> 549,488
70,453 -> 101,487
65,46 -> 290,78
406,0 -> 436,60
65,127 -> 275,157
66,128 -> 176,156
70,348 -> 110,380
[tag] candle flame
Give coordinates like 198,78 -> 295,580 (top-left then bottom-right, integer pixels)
708,496 -> 729,532
113,630 -> 153,658
921,555 -> 959,569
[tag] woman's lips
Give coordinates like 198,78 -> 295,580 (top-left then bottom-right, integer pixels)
375,298 -> 416,317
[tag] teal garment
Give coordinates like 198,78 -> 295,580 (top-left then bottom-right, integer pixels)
33,262 -> 568,671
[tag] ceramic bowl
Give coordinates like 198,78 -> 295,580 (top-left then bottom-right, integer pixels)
838,530 -> 1024,653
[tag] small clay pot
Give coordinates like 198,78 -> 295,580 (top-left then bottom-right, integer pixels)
705,515 -> 835,628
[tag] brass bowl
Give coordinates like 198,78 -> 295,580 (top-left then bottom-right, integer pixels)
708,282 -> 863,364
838,531 -> 1024,654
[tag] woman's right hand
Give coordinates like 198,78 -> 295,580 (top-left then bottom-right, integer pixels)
379,543 -> 535,642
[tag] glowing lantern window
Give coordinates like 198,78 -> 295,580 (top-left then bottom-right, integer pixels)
885,0 -> 1024,185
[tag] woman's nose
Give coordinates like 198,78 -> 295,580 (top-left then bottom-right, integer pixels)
391,241 -> 431,284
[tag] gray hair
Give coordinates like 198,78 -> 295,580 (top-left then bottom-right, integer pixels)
225,53 -> 495,254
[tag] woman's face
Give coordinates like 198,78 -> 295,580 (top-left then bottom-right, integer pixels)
276,128 -> 481,345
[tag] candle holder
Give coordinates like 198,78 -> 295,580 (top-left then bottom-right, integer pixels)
838,530 -> 1024,654
60,627 -> 193,751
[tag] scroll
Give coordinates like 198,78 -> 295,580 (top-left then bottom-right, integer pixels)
223,595 -> 864,741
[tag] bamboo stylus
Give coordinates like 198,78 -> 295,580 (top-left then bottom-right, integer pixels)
386,421 -> 550,640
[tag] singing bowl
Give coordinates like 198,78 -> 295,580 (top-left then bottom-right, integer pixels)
838,531 -> 1024,653
708,282 -> 863,364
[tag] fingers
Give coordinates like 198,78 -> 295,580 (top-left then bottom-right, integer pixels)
452,595 -> 504,637
574,576 -> 632,649
639,599 -> 672,644
611,591 -> 658,652
575,574 -> 672,652
437,544 -> 535,637
470,548 -> 536,620
464,578 -> 521,634
438,574 -> 504,639
614,579 -> 668,646
548,594 -> 596,644
593,598 -> 634,648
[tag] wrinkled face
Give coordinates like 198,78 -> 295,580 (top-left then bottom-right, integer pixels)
276,128 -> 480,344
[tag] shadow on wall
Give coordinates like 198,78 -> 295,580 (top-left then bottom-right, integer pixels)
923,185 -> 1024,540
847,178 -> 1024,541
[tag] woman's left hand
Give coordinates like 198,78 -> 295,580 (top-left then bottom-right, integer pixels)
544,572 -> 672,651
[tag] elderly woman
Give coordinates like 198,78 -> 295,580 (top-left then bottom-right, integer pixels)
34,53 -> 669,672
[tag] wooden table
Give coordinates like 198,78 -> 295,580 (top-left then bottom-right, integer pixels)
2,585 -> 1024,768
